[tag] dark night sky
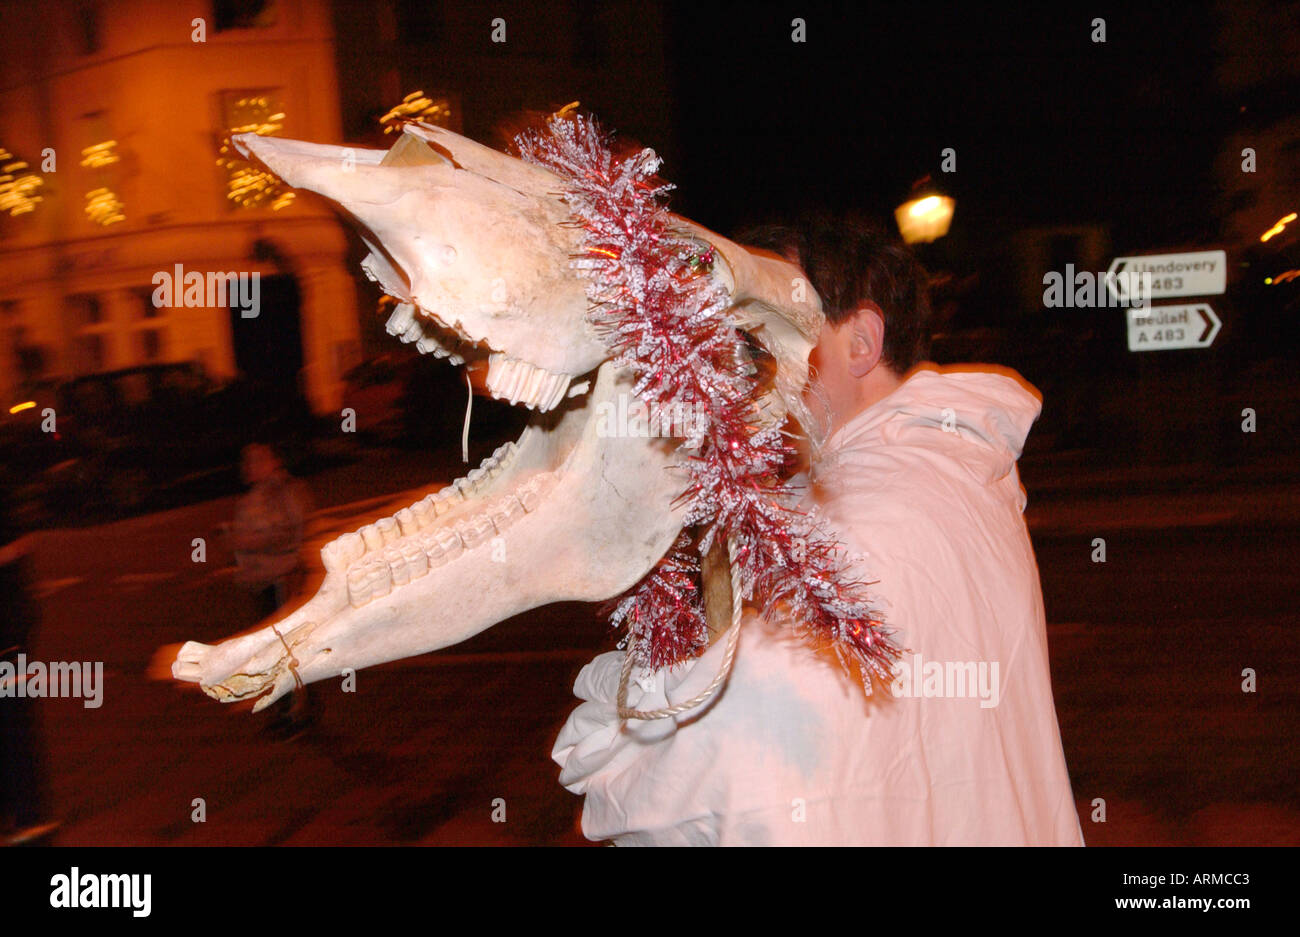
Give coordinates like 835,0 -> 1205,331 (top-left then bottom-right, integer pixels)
661,1 -> 1227,251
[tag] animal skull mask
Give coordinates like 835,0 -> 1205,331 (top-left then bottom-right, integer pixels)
171,120 -> 824,710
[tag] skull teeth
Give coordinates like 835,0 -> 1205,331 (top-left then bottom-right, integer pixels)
359,524 -> 384,552
515,473 -> 551,513
384,302 -> 417,337
456,515 -> 494,549
398,540 -> 428,579
388,303 -> 467,364
336,446 -> 561,609
484,353 -> 572,412
392,304 -> 584,411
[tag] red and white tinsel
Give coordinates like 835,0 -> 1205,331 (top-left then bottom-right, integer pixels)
517,114 -> 901,691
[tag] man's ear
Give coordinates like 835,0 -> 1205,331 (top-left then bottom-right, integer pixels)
846,304 -> 887,378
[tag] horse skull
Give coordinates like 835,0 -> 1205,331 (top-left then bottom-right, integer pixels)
171,123 -> 822,710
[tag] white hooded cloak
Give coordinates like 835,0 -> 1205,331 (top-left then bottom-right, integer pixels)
552,366 -> 1085,846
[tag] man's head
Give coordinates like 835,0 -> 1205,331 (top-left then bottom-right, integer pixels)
241,443 -> 283,486
742,215 -> 932,440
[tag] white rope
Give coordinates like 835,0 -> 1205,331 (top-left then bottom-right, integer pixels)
617,536 -> 743,721
461,369 -> 473,463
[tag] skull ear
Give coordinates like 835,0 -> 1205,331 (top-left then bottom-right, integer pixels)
400,121 -> 565,200
668,218 -> 822,339
380,131 -> 456,169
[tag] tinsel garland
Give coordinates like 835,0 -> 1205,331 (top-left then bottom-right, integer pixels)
517,114 -> 901,690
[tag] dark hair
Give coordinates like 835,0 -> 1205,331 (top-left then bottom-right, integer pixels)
736,214 -> 932,373
732,222 -> 803,264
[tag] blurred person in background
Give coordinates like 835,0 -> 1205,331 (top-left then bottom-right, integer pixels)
227,443 -> 315,738
231,443 -> 311,616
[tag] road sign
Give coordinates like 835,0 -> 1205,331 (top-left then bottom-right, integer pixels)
1126,304 -> 1221,352
1107,250 -> 1226,302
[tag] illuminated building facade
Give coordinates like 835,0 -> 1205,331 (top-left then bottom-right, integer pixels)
0,0 -> 361,413
0,0 -> 674,413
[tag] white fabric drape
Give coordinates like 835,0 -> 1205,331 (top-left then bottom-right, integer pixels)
553,367 -> 1085,846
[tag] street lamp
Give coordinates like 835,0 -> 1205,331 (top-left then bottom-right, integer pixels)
896,181 -> 955,244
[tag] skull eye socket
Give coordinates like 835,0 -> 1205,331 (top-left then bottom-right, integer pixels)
739,329 -> 777,394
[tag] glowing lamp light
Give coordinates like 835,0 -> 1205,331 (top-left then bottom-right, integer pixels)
1260,212 -> 1297,243
895,193 -> 955,244
9,400 -> 36,414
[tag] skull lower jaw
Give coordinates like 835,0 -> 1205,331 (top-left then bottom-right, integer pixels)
183,359 -> 689,707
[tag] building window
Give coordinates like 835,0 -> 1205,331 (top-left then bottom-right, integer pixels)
2,300 -> 19,383
79,114 -> 125,227
395,1 -> 441,43
67,293 -> 104,328
213,0 -> 277,32
379,91 -> 457,134
137,328 -> 164,363
65,294 -> 111,374
0,146 -> 46,219
4,301 -> 46,382
129,289 -> 167,364
73,333 -> 107,374
133,286 -> 162,319
216,90 -> 295,211
74,1 -> 102,55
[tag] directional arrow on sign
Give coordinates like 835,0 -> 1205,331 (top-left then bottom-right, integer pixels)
1107,249 -> 1227,302
1195,305 -> 1220,344
1127,303 -> 1221,352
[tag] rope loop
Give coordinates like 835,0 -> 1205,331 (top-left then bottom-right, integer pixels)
617,536 -> 743,721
